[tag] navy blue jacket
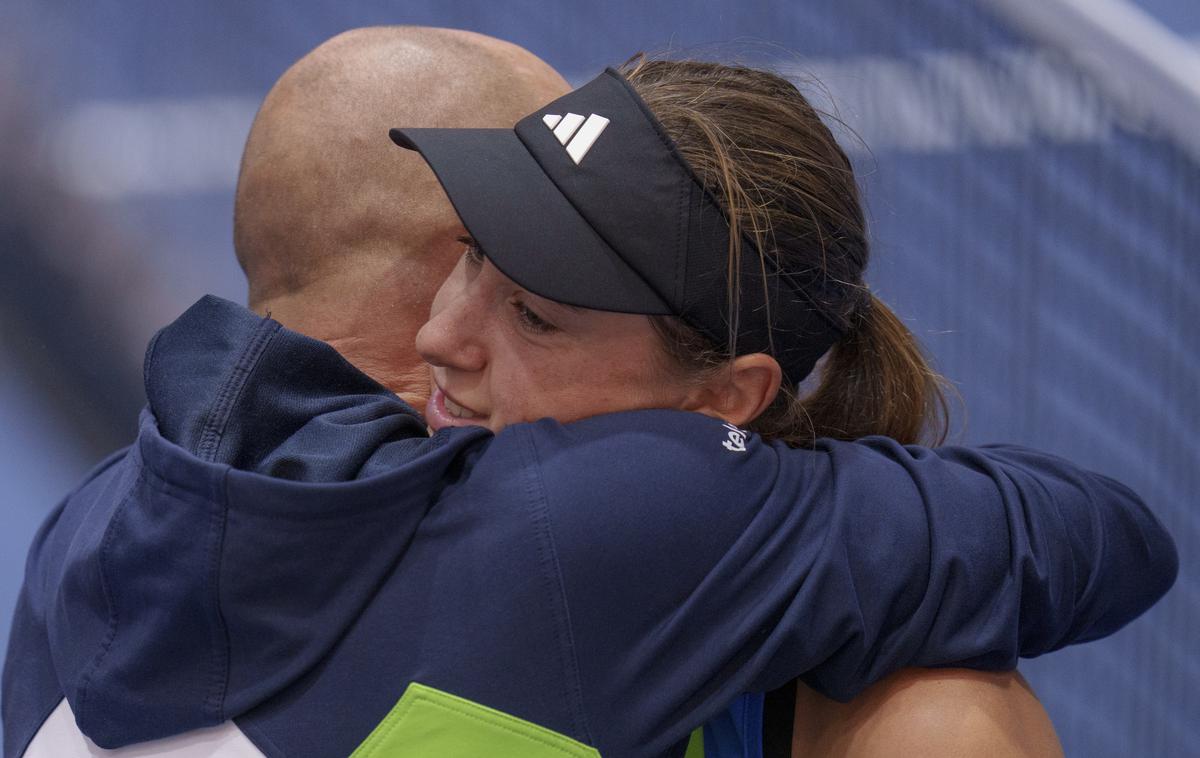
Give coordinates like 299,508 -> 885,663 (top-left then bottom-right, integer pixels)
2,297 -> 1178,757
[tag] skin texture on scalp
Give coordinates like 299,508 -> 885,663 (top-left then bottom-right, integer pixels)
233,26 -> 569,406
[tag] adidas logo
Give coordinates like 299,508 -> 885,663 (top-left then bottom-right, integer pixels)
542,112 -> 610,165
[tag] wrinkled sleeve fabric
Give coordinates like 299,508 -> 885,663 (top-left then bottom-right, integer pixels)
526,410 -> 1176,755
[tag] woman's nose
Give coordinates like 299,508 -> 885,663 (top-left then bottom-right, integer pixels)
415,286 -> 487,372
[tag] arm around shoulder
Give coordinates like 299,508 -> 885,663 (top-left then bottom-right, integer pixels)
522,412 -> 1177,738
798,439 -> 1179,697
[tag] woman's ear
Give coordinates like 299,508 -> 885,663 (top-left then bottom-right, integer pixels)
682,353 -> 782,427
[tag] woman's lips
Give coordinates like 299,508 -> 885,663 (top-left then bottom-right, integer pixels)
425,386 -> 487,431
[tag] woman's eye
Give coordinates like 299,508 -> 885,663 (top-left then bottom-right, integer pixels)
513,300 -> 557,334
458,236 -> 484,266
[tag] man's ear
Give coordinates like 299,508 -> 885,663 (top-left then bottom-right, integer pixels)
682,353 -> 782,427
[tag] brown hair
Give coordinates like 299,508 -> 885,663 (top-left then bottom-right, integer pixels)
623,58 -> 949,446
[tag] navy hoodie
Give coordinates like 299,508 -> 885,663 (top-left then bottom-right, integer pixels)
2,297 -> 1178,757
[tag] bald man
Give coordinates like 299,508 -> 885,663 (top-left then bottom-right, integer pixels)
234,26 -> 568,405
8,27 -> 568,758
3,25 -> 1164,758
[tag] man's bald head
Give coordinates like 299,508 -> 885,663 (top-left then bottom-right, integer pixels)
233,27 -> 567,402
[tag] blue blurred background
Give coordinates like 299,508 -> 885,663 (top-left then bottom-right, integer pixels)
1,1 -> 1196,754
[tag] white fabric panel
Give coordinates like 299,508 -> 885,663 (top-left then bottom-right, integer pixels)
23,700 -> 267,758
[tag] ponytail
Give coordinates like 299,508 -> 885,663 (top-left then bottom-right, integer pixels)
627,60 -> 951,447
750,294 -> 950,446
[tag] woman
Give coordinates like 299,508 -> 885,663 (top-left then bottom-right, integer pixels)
394,59 -> 1070,755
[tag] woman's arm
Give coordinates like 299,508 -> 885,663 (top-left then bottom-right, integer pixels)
791,670 -> 1064,758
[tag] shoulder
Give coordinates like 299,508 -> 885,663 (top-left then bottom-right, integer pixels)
495,410 -> 790,582
793,669 -> 1065,757
504,411 -> 971,555
515,408 -> 786,514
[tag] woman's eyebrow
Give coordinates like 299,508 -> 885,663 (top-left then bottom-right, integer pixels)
460,234 -> 584,315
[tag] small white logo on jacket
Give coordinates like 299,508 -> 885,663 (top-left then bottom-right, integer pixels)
542,112 -> 610,164
722,423 -> 749,453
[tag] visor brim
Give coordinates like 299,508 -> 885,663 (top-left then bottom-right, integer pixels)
390,127 -> 672,315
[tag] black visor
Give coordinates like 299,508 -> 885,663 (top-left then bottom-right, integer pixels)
391,68 -> 844,383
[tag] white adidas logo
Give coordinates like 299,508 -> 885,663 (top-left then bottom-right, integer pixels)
542,112 -> 610,165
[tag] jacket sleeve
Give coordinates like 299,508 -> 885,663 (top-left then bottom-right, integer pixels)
527,410 -> 1177,755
